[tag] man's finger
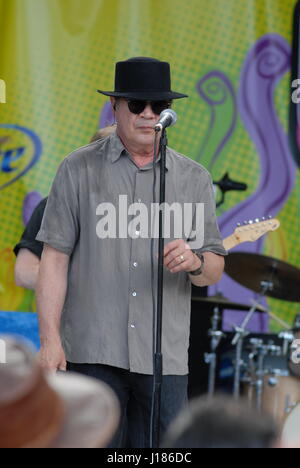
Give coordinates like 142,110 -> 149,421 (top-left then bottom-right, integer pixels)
164,240 -> 183,256
169,260 -> 191,274
164,247 -> 184,268
165,247 -> 193,269
168,253 -> 195,271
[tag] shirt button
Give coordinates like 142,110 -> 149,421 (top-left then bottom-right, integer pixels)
137,198 -> 142,203
130,324 -> 135,329
132,291 -> 137,297
133,262 -> 138,268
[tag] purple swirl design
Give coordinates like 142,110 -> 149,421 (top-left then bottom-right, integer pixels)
22,191 -> 43,226
213,34 -> 297,332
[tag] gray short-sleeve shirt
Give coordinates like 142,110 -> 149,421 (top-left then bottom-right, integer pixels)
37,132 -> 226,375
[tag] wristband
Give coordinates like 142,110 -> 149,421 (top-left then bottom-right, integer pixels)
189,252 -> 205,276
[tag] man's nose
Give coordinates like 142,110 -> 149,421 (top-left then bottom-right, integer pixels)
140,103 -> 155,118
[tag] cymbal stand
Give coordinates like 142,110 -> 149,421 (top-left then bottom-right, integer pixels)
205,306 -> 225,397
247,338 -> 263,406
255,342 -> 268,412
232,281 -> 273,399
278,331 -> 294,355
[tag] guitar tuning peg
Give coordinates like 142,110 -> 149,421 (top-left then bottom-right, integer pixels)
248,220 -> 253,225
268,215 -> 272,219
237,223 -> 241,227
262,217 -> 266,221
255,218 -> 260,223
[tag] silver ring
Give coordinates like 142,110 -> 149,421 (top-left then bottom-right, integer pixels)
180,255 -> 185,263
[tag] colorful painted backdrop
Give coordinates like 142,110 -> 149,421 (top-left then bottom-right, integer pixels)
0,0 -> 299,331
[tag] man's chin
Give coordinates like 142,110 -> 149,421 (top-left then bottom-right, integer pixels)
136,132 -> 155,145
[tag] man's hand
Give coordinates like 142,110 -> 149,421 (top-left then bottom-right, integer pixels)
38,339 -> 66,373
164,239 -> 200,274
164,239 -> 225,286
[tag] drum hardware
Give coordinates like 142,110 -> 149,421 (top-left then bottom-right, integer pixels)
265,345 -> 283,357
263,309 -> 290,330
231,281 -> 273,399
287,313 -> 300,378
243,340 -> 300,428
205,306 -> 225,397
223,250 -> 300,424
268,376 -> 279,387
202,250 -> 300,426
253,343 -> 267,412
249,297 -> 291,332
193,293 -> 265,397
248,341 -> 261,383
288,331 -> 300,378
278,331 -> 294,356
246,338 -> 271,412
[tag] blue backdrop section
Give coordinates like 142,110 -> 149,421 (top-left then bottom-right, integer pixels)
0,311 -> 40,350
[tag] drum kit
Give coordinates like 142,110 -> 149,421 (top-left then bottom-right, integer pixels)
198,251 -> 300,445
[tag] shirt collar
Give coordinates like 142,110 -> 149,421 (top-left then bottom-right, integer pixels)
109,132 -> 169,170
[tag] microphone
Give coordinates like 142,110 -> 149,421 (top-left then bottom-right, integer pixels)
154,109 -> 177,132
214,173 -> 247,193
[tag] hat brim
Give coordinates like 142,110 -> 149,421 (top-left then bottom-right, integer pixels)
46,372 -> 120,449
97,90 -> 188,100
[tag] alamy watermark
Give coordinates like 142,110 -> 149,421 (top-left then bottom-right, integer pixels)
291,339 -> 300,365
0,338 -> 7,364
292,79 -> 300,104
95,195 -> 205,249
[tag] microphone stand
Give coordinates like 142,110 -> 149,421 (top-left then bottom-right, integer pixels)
151,127 -> 167,448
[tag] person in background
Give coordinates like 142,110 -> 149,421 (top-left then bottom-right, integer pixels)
161,395 -> 280,449
0,336 -> 119,448
13,126 -> 116,290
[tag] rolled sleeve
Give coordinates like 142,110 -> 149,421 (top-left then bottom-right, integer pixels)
191,173 -> 227,257
36,159 -> 79,255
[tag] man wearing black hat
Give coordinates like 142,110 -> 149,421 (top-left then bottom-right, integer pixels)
36,57 -> 226,448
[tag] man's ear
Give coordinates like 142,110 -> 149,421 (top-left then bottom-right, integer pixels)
110,97 -> 116,111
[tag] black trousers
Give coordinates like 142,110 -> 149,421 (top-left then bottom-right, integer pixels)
67,362 -> 188,448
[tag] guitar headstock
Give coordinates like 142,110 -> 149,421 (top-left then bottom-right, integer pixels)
234,217 -> 280,243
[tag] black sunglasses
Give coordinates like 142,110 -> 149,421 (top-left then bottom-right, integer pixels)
126,99 -> 171,115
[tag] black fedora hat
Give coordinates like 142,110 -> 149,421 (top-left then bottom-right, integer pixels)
97,57 -> 188,101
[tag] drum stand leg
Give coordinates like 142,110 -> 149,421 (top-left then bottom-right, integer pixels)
205,307 -> 224,397
233,331 -> 248,399
255,349 -> 266,413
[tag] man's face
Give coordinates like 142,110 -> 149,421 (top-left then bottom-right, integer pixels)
111,98 -> 162,149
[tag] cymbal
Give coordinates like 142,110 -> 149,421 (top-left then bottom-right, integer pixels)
192,294 -> 266,313
225,252 -> 300,302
